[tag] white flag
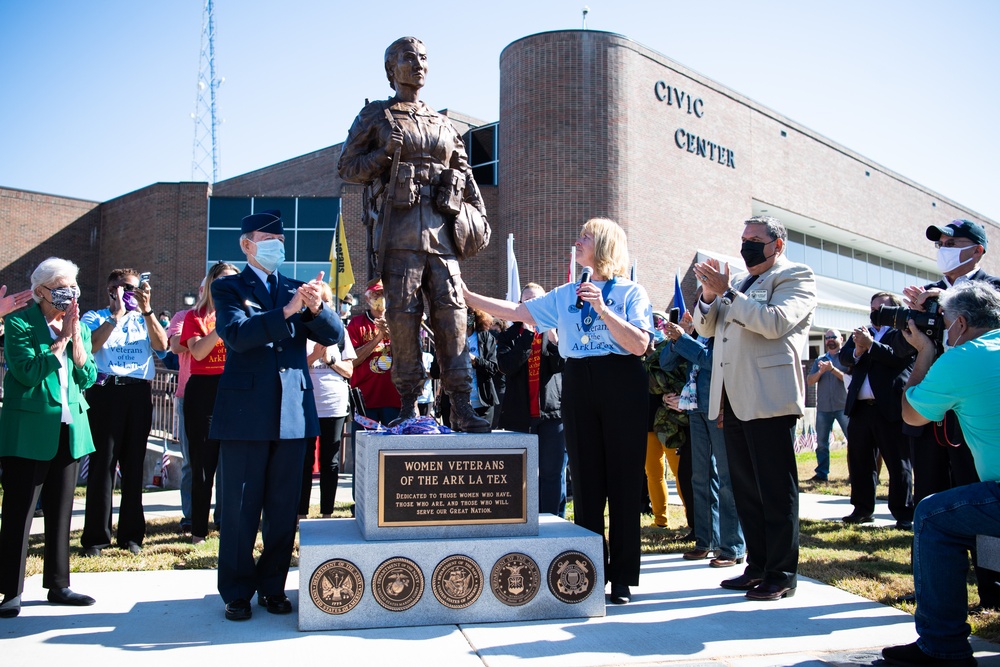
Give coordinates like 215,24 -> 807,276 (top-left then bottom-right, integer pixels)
506,233 -> 521,302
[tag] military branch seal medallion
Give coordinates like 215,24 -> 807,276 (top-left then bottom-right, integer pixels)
373,557 -> 424,612
547,550 -> 596,604
490,552 -> 540,606
432,555 -> 483,609
310,558 -> 364,615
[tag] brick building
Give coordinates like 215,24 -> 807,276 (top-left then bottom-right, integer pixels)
3,29 -> 996,359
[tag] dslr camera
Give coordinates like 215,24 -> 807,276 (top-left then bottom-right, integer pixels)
870,298 -> 946,342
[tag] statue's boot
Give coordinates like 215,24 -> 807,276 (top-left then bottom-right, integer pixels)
449,393 -> 491,433
388,394 -> 421,427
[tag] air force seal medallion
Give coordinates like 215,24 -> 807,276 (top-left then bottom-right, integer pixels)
490,552 -> 541,606
432,555 -> 483,609
310,558 -> 364,615
373,557 -> 424,612
547,550 -> 596,604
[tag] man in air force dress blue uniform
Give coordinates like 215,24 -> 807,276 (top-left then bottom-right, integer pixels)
210,209 -> 343,621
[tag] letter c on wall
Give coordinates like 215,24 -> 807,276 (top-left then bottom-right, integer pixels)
674,128 -> 686,149
654,80 -> 667,101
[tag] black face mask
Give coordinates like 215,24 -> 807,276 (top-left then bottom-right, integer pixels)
740,240 -> 773,268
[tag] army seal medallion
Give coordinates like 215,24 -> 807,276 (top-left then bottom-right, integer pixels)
431,555 -> 483,609
372,557 -> 424,612
309,558 -> 364,615
490,552 -> 540,606
547,550 -> 595,604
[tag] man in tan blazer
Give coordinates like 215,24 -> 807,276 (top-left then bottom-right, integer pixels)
693,215 -> 816,602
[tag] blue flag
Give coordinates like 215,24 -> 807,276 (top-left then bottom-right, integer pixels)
672,272 -> 687,319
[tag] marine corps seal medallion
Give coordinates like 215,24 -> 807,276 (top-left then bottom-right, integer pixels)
547,550 -> 595,604
309,558 -> 364,615
490,552 -> 540,606
431,555 -> 483,609
373,557 -> 424,612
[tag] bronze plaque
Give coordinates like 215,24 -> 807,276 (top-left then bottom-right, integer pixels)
547,551 -> 597,604
431,555 -> 483,609
490,552 -> 541,606
378,448 -> 527,526
372,557 -> 424,612
309,558 -> 364,615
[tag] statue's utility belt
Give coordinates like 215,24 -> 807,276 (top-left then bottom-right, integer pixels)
388,163 -> 464,216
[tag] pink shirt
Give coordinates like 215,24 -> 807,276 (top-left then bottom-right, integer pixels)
167,309 -> 193,397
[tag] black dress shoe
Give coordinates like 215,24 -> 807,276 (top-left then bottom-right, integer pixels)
0,595 -> 21,618
258,594 -> 293,614
808,474 -> 828,483
122,541 -> 141,555
842,511 -> 875,524
882,641 -> 976,666
47,588 -> 96,606
81,546 -> 102,558
608,583 -> 630,605
745,581 -> 796,601
225,598 -> 252,621
720,572 -> 763,591
895,520 -> 914,530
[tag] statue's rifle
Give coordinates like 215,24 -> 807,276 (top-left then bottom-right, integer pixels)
368,107 -> 401,287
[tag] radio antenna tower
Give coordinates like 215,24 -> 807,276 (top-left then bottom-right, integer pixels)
191,0 -> 222,183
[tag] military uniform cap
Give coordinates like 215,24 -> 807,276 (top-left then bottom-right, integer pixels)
241,209 -> 284,235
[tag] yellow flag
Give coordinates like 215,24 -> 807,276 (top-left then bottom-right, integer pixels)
329,213 -> 355,300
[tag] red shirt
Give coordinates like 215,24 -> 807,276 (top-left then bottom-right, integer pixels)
181,309 -> 227,375
347,313 -> 400,409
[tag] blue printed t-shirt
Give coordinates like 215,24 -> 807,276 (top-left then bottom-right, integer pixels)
81,309 -> 159,380
524,277 -> 653,358
904,329 -> 1000,482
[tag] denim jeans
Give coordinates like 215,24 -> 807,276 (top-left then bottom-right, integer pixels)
912,481 -> 1000,660
814,409 -> 848,478
689,411 -> 745,559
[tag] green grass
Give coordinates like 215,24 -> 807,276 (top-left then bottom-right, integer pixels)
17,448 -> 1000,643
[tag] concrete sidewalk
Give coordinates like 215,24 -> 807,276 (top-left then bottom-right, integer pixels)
9,479 -> 1000,665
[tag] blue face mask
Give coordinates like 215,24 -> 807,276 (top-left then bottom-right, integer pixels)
253,238 -> 285,273
652,328 -> 667,344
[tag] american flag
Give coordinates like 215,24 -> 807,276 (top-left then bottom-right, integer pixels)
794,424 -> 817,453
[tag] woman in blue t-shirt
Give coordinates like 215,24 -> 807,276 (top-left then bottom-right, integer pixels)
464,218 -> 652,605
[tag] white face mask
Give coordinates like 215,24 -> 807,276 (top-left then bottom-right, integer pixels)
936,245 -> 968,274
943,319 -> 963,352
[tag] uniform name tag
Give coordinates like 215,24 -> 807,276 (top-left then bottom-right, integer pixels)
749,289 -> 768,302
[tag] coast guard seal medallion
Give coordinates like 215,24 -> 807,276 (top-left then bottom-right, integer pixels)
309,558 -> 364,615
547,550 -> 595,604
490,552 -> 540,606
432,555 -> 483,609
373,557 -> 424,612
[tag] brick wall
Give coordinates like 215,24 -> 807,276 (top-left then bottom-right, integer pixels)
0,187 -> 101,305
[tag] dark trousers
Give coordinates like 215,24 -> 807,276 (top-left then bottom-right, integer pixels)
184,374 -> 222,538
532,418 -> 568,518
299,415 -> 347,516
562,355 -> 647,587
722,395 -> 799,586
82,381 -> 152,548
0,425 -> 78,597
846,401 -> 913,522
217,438 -> 307,603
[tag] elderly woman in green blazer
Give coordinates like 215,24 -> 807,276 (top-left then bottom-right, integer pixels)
0,258 -> 98,619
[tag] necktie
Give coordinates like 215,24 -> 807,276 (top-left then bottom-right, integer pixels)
740,274 -> 759,293
267,273 -> 278,304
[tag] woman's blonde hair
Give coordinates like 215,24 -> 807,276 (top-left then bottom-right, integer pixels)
195,262 -> 239,314
582,218 -> 630,279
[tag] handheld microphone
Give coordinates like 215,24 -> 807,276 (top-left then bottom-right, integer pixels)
575,266 -> 593,309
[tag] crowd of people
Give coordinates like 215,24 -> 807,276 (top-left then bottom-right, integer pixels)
1,32 -> 998,666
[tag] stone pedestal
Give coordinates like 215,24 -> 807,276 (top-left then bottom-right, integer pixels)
299,515 -> 605,631
298,431 -> 606,631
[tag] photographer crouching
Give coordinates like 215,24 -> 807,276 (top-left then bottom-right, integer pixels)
882,281 -> 1000,667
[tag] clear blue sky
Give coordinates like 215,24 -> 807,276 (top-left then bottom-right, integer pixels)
1,1 -> 998,221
